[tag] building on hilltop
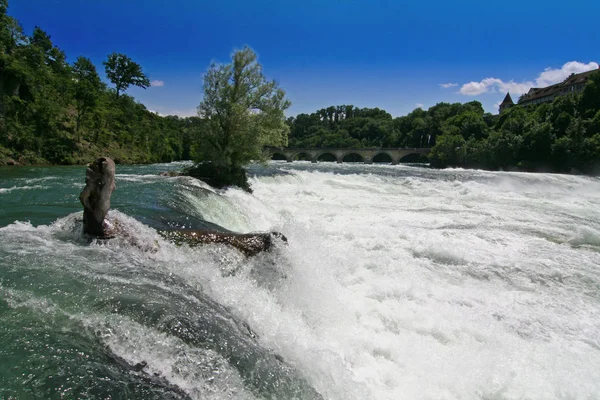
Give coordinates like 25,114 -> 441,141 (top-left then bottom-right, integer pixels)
498,92 -> 514,113
516,66 -> 599,107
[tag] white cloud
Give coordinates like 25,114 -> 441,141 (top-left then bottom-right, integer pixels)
151,80 -> 165,87
415,103 -> 424,108
439,82 -> 458,88
165,109 -> 197,118
459,78 -> 503,95
458,61 -> 599,96
459,78 -> 533,96
146,103 -> 197,118
536,61 -> 598,87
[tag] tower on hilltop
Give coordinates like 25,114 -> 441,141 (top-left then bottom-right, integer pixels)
499,92 -> 514,113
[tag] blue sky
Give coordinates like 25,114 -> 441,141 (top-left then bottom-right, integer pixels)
9,0 -> 600,117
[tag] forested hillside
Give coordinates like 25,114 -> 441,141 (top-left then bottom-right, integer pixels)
287,72 -> 600,173
0,1 -> 201,165
430,75 -> 600,173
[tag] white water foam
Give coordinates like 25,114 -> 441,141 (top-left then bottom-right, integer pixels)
2,164 -> 600,399
201,165 -> 600,400
87,313 -> 255,400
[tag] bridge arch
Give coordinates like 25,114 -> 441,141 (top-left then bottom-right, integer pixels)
372,152 -> 393,164
342,153 -> 364,163
317,152 -> 338,162
293,152 -> 313,162
271,152 -> 288,161
399,153 -> 429,163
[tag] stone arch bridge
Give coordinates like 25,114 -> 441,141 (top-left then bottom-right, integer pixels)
266,147 -> 430,165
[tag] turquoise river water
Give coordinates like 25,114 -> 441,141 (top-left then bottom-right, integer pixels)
1,161 -> 600,399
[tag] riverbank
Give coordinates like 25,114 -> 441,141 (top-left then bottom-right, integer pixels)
3,148 -> 597,179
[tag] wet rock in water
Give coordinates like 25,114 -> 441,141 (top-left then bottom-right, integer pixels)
160,230 -> 287,257
182,163 -> 253,193
79,157 -> 116,237
158,171 -> 182,177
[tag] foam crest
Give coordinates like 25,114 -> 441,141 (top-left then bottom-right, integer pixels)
568,225 -> 600,247
211,163 -> 600,399
86,314 -> 254,400
0,184 -> 48,193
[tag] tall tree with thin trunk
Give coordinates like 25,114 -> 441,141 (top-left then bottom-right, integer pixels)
72,56 -> 102,137
103,53 -> 150,98
196,46 -> 290,168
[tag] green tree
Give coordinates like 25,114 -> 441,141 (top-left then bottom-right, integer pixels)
0,0 -> 10,53
485,130 -> 523,169
103,53 -> 150,98
444,110 -> 488,140
428,133 -> 466,168
29,27 -> 67,75
72,56 -> 102,136
187,46 -> 290,191
588,110 -> 600,137
519,121 -> 554,166
580,71 -> 600,118
196,46 -> 290,168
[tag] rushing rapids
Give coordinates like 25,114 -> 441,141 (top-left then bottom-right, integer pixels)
1,161 -> 600,399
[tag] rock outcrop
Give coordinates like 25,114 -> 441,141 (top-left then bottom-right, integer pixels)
158,171 -> 182,177
81,157 -> 284,256
79,157 -> 116,237
159,230 -> 287,257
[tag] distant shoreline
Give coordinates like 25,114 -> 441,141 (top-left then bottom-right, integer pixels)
2,156 -> 598,177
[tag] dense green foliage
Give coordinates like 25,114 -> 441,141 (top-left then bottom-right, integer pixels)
286,102 -> 488,149
0,2 -> 197,165
195,46 -> 290,168
287,74 -> 600,173
187,47 -> 290,191
429,73 -> 600,173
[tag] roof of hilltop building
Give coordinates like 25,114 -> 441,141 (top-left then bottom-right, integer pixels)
519,67 -> 599,104
498,92 -> 515,113
500,92 -> 514,107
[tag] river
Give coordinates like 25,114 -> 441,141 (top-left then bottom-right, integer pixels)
1,161 -> 599,399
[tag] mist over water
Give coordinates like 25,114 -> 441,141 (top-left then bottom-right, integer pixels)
1,161 -> 600,399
